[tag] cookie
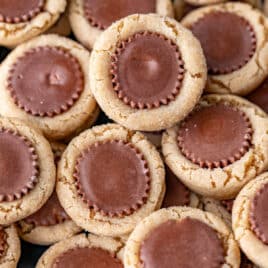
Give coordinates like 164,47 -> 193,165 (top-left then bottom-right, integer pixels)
17,142 -> 81,246
69,0 -> 174,49
247,77 -> 268,113
0,0 -> 67,47
124,206 -> 240,268
0,225 -> 21,268
0,116 -> 55,225
57,123 -> 165,237
182,3 -> 268,95
90,14 -> 206,131
0,34 -> 98,140
36,233 -> 124,268
232,172 -> 268,267
162,94 -> 268,199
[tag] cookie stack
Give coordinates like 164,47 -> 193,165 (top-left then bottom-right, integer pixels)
0,0 -> 268,267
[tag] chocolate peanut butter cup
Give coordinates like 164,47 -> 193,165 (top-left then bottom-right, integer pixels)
52,247 -> 123,268
0,128 -> 39,202
0,0 -> 44,23
7,46 -> 84,117
247,78 -> 268,113
250,183 -> 268,244
74,140 -> 150,217
190,12 -> 256,75
24,192 -> 69,227
162,167 -> 190,208
140,218 -> 225,268
111,32 -> 184,109
178,103 -> 253,169
83,0 -> 156,30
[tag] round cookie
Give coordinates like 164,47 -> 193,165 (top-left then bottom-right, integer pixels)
247,77 -> 268,113
0,34 -> 98,140
57,123 -> 165,237
0,116 -> 55,225
162,94 -> 268,199
90,14 -> 207,131
182,3 -> 268,95
124,206 -> 240,268
36,233 -> 124,268
0,225 -> 21,268
69,0 -> 174,49
17,142 -> 81,246
174,0 -> 262,20
0,0 -> 66,47
232,172 -> 268,267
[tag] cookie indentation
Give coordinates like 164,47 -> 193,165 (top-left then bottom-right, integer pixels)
162,167 -> 190,208
0,0 -> 44,23
83,0 -> 156,30
177,103 -> 252,169
74,140 -> 150,217
140,218 -> 225,268
7,46 -> 84,117
0,128 -> 39,202
191,12 -> 256,75
111,32 -> 185,109
52,247 -> 123,268
24,191 -> 70,227
250,183 -> 268,244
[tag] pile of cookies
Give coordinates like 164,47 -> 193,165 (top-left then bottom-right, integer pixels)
1,0 -> 268,267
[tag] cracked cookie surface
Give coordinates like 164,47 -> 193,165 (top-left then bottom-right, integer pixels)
57,123 -> 165,237
0,34 -> 98,140
36,233 -> 124,268
233,172 -> 268,267
182,3 -> 268,96
69,0 -> 174,49
124,207 -> 240,268
0,0 -> 66,47
162,94 -> 268,199
90,14 -> 207,131
0,116 -> 55,225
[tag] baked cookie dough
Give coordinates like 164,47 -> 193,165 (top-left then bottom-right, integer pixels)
0,116 -> 55,225
36,233 -> 124,268
0,0 -> 67,47
17,142 -> 81,246
232,172 -> 268,267
57,123 -> 165,237
69,0 -> 174,49
162,94 -> 268,199
90,14 -> 206,131
0,225 -> 21,268
182,3 -> 268,95
0,34 -> 98,140
247,77 -> 268,113
124,206 -> 240,268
